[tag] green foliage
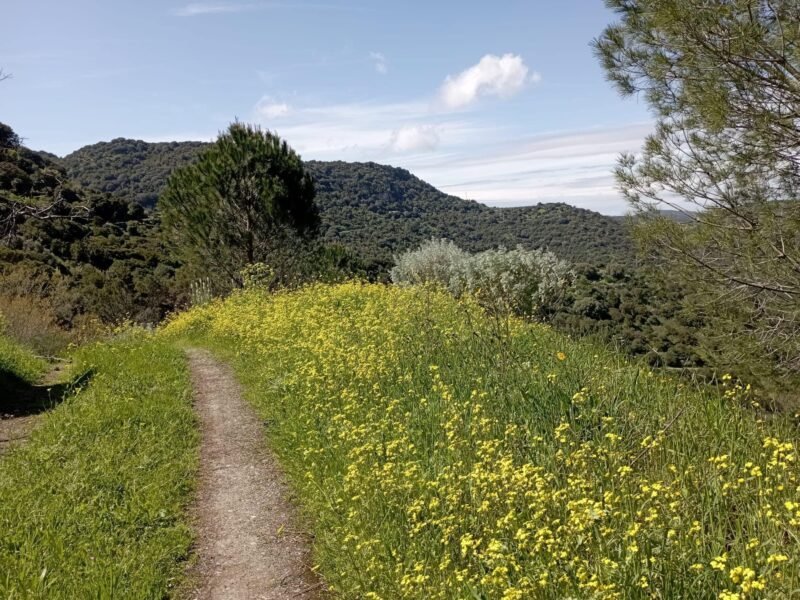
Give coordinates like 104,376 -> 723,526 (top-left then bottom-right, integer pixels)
0,335 -> 197,598
63,139 -> 636,268
63,138 -> 207,208
390,241 -> 718,377
0,122 -> 21,150
552,263 -> 707,371
595,0 -> 800,392
311,161 -> 634,267
0,123 -> 180,328
160,123 -> 320,287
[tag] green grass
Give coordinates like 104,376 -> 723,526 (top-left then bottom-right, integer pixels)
0,333 -> 47,385
166,283 -> 800,599
0,334 -> 198,599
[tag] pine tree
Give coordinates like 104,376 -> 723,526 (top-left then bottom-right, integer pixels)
160,122 -> 319,286
595,0 -> 800,391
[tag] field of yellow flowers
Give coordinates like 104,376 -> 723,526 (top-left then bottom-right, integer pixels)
165,283 -> 799,599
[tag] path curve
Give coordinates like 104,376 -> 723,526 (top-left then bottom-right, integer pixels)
185,348 -> 324,600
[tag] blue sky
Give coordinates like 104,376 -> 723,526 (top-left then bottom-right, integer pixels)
1,1 -> 653,214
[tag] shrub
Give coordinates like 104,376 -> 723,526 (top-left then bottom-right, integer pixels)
391,239 -> 574,319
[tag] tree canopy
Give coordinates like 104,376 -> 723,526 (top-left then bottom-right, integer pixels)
595,0 -> 800,390
160,123 -> 320,286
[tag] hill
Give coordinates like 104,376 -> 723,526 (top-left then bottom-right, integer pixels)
0,126 -> 180,332
62,138 -> 208,209
63,139 -> 634,266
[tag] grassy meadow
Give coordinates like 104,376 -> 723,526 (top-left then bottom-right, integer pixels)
165,283 -> 800,599
0,336 -> 198,599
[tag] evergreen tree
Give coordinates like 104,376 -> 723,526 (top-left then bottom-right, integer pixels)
160,123 -> 319,286
595,0 -> 800,391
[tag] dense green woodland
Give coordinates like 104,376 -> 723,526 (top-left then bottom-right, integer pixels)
63,138 -> 634,267
0,132 -> 178,349
63,139 -> 207,209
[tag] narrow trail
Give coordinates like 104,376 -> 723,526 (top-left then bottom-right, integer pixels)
185,348 -> 324,600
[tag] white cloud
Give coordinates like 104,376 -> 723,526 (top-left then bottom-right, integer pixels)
439,53 -> 538,110
389,125 -> 440,153
255,97 -> 291,119
252,100 -> 436,157
369,52 -> 388,75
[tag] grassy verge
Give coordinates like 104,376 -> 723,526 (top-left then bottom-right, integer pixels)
0,334 -> 198,599
166,283 -> 800,599
0,333 -> 47,386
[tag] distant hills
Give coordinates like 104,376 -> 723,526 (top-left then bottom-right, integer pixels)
63,139 -> 208,209
63,138 -> 635,266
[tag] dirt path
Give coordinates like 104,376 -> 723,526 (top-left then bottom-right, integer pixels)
185,348 -> 324,600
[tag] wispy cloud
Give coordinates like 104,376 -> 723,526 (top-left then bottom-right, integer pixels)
252,100 -> 455,157
172,2 -> 355,16
408,123 -> 652,213
255,96 -> 291,119
369,52 -> 387,75
173,3 -> 256,16
439,54 -> 540,110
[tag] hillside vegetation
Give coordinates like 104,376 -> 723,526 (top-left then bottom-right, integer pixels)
0,123 -> 741,385
61,138 -> 207,209
0,336 -> 197,598
166,283 -> 800,599
0,131 -> 181,330
63,139 -> 634,266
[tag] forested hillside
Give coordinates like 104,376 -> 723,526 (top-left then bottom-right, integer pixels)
63,139 -> 634,265
63,139 -> 207,209
0,128 -> 180,340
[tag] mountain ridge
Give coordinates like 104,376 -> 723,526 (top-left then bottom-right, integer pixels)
63,138 -> 634,265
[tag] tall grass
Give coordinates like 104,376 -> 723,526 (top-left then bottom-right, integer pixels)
0,335 -> 198,599
0,333 -> 47,384
166,283 -> 800,599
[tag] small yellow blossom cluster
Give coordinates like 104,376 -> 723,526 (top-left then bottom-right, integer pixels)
164,283 -> 800,599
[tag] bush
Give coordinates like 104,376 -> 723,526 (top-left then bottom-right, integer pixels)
391,239 -> 574,319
